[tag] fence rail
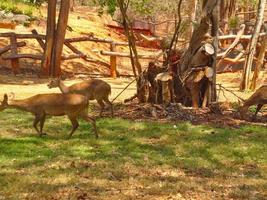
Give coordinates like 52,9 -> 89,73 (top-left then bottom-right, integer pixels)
0,29 -> 160,77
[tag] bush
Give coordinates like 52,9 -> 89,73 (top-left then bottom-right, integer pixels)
229,16 -> 239,30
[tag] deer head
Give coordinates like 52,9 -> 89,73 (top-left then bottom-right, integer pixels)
0,94 -> 8,111
47,78 -> 61,89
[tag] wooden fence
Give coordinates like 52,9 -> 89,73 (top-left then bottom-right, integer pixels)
0,29 -> 162,77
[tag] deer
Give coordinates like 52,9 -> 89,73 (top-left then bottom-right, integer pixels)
47,78 -> 113,117
238,85 -> 267,121
0,93 -> 98,138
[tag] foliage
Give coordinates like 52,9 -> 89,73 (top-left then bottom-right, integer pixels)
229,16 -> 239,29
0,109 -> 266,198
94,0 -> 117,16
0,0 -> 37,17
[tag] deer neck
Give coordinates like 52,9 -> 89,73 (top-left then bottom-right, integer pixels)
58,81 -> 70,93
9,99 -> 31,112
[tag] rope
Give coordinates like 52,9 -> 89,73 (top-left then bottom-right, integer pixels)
216,84 -> 245,102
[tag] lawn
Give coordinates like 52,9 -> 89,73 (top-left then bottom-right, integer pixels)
0,109 -> 266,199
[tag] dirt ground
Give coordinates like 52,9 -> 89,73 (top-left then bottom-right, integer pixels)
0,72 -> 266,129
0,6 -> 266,127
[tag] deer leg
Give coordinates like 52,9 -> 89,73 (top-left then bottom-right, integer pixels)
39,114 -> 46,135
67,116 -> 79,139
33,115 -> 41,136
97,99 -> 105,117
81,114 -> 98,138
252,104 -> 263,121
103,98 -> 114,117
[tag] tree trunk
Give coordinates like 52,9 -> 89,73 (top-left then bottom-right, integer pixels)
250,33 -> 267,90
70,0 -> 75,11
240,0 -> 266,91
41,0 -> 56,76
177,0 -> 219,108
210,0 -> 219,102
51,0 -> 71,77
117,0 -> 142,76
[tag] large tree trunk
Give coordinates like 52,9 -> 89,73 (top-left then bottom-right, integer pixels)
177,0 -> 219,108
240,0 -> 266,91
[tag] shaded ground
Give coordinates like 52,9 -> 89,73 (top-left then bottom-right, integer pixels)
0,110 -> 266,200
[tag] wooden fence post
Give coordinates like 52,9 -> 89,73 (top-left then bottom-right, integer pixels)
10,33 -> 19,74
110,42 -> 117,78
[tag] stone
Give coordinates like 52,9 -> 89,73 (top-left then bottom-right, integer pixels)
11,14 -> 31,23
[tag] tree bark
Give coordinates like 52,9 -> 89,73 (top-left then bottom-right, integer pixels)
41,0 -> 56,76
117,0 -> 142,76
51,0 -> 71,77
240,0 -> 266,91
210,0 -> 219,102
250,33 -> 267,90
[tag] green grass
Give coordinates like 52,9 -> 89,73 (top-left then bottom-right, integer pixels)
0,109 -> 266,199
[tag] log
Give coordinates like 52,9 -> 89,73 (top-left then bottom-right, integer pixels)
100,50 -> 162,59
2,53 -> 86,61
0,32 -> 46,39
65,37 -> 113,43
61,54 -> 86,60
218,32 -> 267,40
0,42 -> 26,55
217,24 -> 246,59
31,29 -> 45,50
2,54 -> 43,60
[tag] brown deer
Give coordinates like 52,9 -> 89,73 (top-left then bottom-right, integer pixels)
47,78 -> 113,117
239,85 -> 267,120
0,93 -> 98,138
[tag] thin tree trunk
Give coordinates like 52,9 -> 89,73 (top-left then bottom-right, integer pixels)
41,0 -> 56,76
211,0 -> 219,102
51,0 -> 71,77
240,0 -> 266,90
250,33 -> 267,90
117,0 -> 142,76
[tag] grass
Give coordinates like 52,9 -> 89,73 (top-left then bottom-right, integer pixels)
0,109 -> 266,199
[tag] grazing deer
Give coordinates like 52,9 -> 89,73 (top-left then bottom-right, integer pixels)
0,93 -> 98,138
47,78 -> 113,117
239,85 -> 267,120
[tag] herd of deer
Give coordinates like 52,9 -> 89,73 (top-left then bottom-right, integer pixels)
0,78 -> 113,138
0,77 -> 266,138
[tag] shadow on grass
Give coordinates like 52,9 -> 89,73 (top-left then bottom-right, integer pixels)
0,109 -> 267,198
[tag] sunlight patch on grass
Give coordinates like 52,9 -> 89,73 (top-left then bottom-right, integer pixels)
0,109 -> 266,198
